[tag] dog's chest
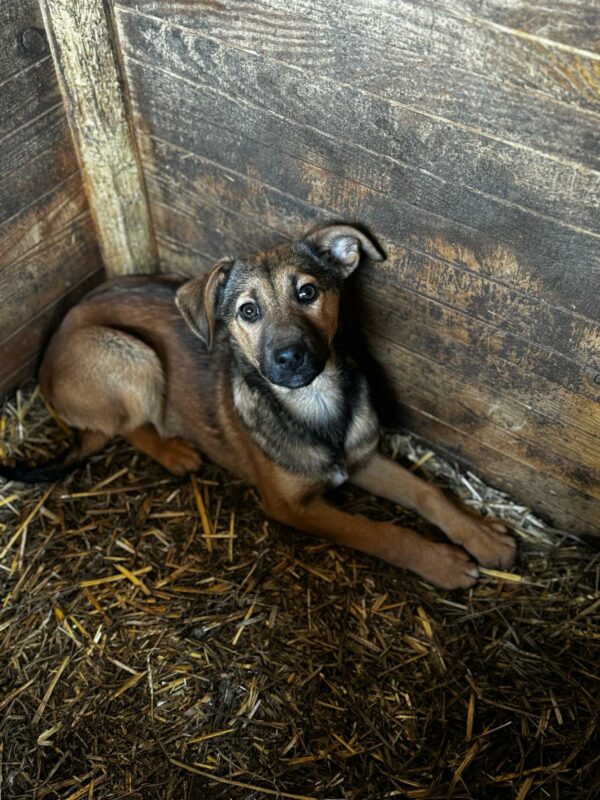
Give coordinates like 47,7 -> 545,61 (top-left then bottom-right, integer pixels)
233,367 -> 378,484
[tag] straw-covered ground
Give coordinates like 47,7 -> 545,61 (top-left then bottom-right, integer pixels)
1,385 -> 598,800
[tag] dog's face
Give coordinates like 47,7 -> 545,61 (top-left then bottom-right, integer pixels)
176,225 -> 384,389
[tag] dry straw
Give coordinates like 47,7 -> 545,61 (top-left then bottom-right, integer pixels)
1,385 -> 598,798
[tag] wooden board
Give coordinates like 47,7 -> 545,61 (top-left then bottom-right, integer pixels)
40,0 -> 156,275
0,0 -> 104,396
117,0 -> 600,170
113,0 -> 600,534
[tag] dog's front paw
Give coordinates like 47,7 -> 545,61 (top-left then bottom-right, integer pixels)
446,515 -> 516,569
414,543 -> 480,590
161,437 -> 202,476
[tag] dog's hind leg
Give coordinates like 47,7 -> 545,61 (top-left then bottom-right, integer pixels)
41,326 -> 164,439
41,326 -> 200,476
124,424 -> 201,476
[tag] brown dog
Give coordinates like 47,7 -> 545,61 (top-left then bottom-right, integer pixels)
2,225 -> 515,588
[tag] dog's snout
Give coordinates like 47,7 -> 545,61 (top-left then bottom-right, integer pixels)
274,342 -> 307,372
264,332 -> 327,389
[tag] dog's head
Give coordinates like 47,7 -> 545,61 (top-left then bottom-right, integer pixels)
176,224 -> 384,389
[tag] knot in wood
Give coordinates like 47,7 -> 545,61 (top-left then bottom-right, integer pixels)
19,27 -> 48,58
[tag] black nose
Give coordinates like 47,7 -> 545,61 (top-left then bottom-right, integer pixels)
274,342 -> 307,372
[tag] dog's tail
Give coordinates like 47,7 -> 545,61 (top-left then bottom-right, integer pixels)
0,431 -> 108,484
0,450 -> 81,484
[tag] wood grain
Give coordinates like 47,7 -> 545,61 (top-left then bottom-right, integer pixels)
40,0 -> 156,276
0,266 -> 104,393
0,57 -> 58,141
115,1 -> 600,171
0,106 -> 75,228
0,0 -> 104,397
434,0 -> 600,53
116,1 -> 600,112
0,180 -> 99,340
116,12 -> 600,235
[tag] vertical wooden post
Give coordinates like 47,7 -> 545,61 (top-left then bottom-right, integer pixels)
40,0 -> 157,276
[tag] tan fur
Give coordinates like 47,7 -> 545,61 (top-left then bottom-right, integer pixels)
35,227 -> 516,589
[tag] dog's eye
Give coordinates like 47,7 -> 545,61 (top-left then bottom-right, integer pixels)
239,302 -> 260,322
297,283 -> 318,303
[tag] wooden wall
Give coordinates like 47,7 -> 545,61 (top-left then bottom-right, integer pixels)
112,0 -> 600,535
0,0 -> 104,393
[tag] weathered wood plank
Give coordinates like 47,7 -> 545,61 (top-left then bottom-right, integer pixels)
136,130 -> 600,402
0,105 -> 72,224
0,57 -> 59,141
359,281 -> 599,426
0,188 -> 99,341
0,0 -> 105,398
155,233 -> 214,277
116,1 -> 600,116
0,50 -> 78,231
435,0 -> 600,53
118,20 -> 600,315
0,266 -> 104,395
368,336 -> 599,497
115,2 -> 600,171
0,0 -> 48,83
150,198 -> 281,269
117,12 -> 600,234
358,294 -> 600,481
40,0 -> 156,276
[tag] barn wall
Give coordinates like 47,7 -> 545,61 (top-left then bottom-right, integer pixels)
0,0 -> 104,394
112,0 -> 600,534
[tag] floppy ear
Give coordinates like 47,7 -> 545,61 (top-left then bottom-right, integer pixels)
175,259 -> 232,350
303,224 -> 385,277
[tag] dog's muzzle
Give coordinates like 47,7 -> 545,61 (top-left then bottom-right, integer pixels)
266,340 -> 325,388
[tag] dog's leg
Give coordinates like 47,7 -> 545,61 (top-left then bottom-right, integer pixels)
351,452 -> 516,569
124,424 -> 201,476
263,493 -> 480,589
42,326 -> 201,477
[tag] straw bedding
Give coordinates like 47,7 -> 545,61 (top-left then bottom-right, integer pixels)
1,385 -> 598,799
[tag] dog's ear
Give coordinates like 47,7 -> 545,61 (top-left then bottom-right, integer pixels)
175,259 -> 232,350
303,224 -> 385,277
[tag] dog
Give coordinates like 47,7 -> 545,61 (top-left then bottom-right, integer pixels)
0,224 -> 515,588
